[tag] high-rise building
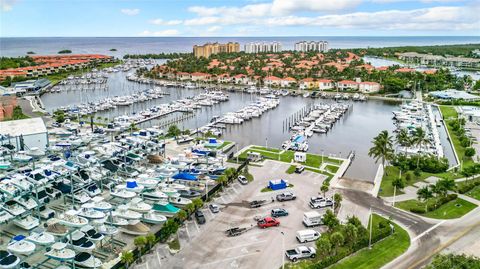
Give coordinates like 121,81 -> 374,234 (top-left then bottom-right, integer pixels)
294,41 -> 329,52
244,42 -> 282,53
193,42 -> 240,58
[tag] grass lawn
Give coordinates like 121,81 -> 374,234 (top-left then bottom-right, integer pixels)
439,106 -> 458,120
330,215 -> 410,269
396,198 -> 477,219
286,165 -> 296,174
466,185 -> 480,200
168,237 -> 180,251
250,146 -> 282,153
325,164 -> 339,174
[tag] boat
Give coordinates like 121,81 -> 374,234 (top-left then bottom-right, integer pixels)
46,222 -> 69,236
152,202 -> 180,217
12,152 -> 32,163
91,196 -> 112,211
136,177 -> 158,188
70,230 -> 95,252
45,242 -> 75,261
104,216 -> 129,226
7,235 -> 36,255
12,215 -> 39,230
57,210 -> 89,227
113,205 -> 142,220
26,228 -> 55,246
97,224 -> 118,236
14,196 -> 38,210
127,198 -> 152,213
141,211 -> 167,225
0,250 -> 20,269
80,225 -> 105,241
168,196 -> 192,207
2,200 -> 26,216
0,181 -> 20,197
78,203 -> 106,220
0,159 -> 11,170
0,210 -> 13,224
141,189 -> 168,201
74,252 -> 102,268
110,188 -> 136,199
71,191 -> 91,204
119,220 -> 150,235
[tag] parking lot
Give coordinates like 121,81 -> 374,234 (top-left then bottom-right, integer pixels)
138,160 -> 331,269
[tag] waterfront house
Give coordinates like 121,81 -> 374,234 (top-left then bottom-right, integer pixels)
299,78 -> 316,90
358,82 -> 381,93
233,74 -> 250,85
337,80 -> 358,91
176,72 -> 191,81
217,74 -> 231,83
318,79 -> 334,90
264,76 -> 281,87
190,72 -> 212,82
280,77 -> 296,87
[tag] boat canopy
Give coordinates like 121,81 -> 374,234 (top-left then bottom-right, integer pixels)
153,203 -> 180,213
172,173 -> 197,181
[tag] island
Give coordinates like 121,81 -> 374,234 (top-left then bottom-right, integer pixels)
58,49 -> 72,54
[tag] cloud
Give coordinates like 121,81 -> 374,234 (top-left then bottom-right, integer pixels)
207,26 -> 222,33
121,8 -> 140,16
149,19 -> 183,25
139,29 -> 180,36
1,0 -> 18,12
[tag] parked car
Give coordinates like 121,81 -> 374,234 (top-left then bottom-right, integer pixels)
209,204 -> 220,213
195,210 -> 206,224
250,198 -> 273,208
257,217 -> 280,228
271,208 -> 289,218
295,165 -> 305,174
309,198 -> 333,209
296,229 -> 320,243
237,175 -> 248,185
285,246 -> 316,262
276,192 -> 296,202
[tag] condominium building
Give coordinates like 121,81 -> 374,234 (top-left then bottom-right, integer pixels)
193,42 -> 240,58
244,42 -> 282,53
294,41 -> 329,52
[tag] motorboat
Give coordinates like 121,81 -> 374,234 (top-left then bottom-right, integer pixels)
127,198 -> 152,213
117,180 -> 144,193
7,235 -> 36,256
104,216 -> 129,226
12,152 -> 32,163
14,196 -> 38,210
45,242 -> 75,261
46,222 -> 69,236
97,224 -> 118,236
136,177 -> 158,188
141,211 -> 167,225
2,200 -> 26,216
0,210 -> 13,224
0,250 -> 20,269
152,202 -> 180,217
74,252 -> 102,268
73,191 -> 92,204
159,186 -> 178,197
177,189 -> 201,198
110,188 -> 136,199
91,196 -> 112,211
70,230 -> 95,252
80,225 -> 105,242
0,181 -> 20,197
141,189 -> 168,201
26,228 -> 55,246
57,210 -> 89,227
119,220 -> 150,235
12,215 -> 39,230
168,196 -> 192,207
10,177 -> 33,192
85,184 -> 101,197
0,159 -> 11,170
113,205 -> 142,220
78,203 -> 106,220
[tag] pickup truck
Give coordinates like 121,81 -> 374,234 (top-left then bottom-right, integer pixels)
257,217 -> 280,228
285,246 -> 316,262
276,192 -> 296,202
309,197 -> 333,209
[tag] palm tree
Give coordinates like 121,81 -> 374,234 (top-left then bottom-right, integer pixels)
320,184 -> 329,197
396,128 -> 411,154
417,186 -> 433,212
333,193 -> 342,213
121,251 -> 134,268
391,177 -> 405,206
369,130 -> 394,174
145,233 -> 157,252
413,127 -> 429,167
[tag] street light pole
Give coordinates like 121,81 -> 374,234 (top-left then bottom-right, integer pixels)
281,231 -> 285,269
368,207 -> 373,249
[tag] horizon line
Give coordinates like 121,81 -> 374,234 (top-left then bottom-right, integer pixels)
1,35 -> 480,38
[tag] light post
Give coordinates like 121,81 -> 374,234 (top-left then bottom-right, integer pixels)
280,231 -> 285,269
368,207 -> 373,249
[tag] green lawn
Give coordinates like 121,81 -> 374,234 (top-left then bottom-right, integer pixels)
396,198 -> 477,219
330,215 -> 410,269
325,164 -> 340,174
466,185 -> 480,200
439,106 -> 458,120
286,165 -> 296,174
250,146 -> 282,153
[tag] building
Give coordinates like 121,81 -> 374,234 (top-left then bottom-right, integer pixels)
193,42 -> 240,58
358,82 -> 381,93
0,117 -> 48,151
294,41 -> 329,52
337,80 -> 358,91
318,79 -> 334,90
398,52 -> 480,68
264,76 -> 281,87
12,79 -> 51,93
280,77 -> 296,87
244,42 -> 282,53
429,89 -> 480,101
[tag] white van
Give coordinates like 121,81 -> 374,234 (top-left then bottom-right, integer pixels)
303,211 -> 323,227
296,229 -> 321,243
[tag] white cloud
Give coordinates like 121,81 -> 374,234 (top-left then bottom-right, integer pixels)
1,0 -> 18,12
121,8 -> 140,16
139,29 -> 180,36
207,26 -> 222,33
149,19 -> 183,25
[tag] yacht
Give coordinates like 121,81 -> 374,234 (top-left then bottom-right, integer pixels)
141,211 -> 167,225
26,228 -> 55,246
7,235 -> 36,256
74,252 -> 102,268
12,215 -> 39,230
45,242 -> 75,262
57,210 -> 89,227
127,198 -> 153,213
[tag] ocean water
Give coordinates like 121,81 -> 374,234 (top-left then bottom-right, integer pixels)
1,36 -> 479,57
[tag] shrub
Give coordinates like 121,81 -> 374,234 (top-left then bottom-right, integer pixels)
410,207 -> 427,214
405,172 -> 413,182
414,168 -> 422,177
465,147 -> 476,158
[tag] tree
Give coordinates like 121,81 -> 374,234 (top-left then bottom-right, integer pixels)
344,223 -> 358,248
192,198 -> 204,210
330,232 -> 344,255
323,210 -> 339,231
320,184 -> 329,197
396,128 -> 411,153
177,210 -> 188,221
417,186 -> 433,212
369,130 -> 394,174
412,127 -> 429,167
167,125 -> 181,138
333,193 -> 342,213
134,236 -> 147,252
392,177 -> 405,206
465,147 -> 476,158
316,237 -> 332,258
425,253 -> 480,269
121,250 -> 134,268
146,233 -> 156,250
184,203 -> 195,215
435,178 -> 455,197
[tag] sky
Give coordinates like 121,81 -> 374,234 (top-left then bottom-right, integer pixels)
0,0 -> 479,37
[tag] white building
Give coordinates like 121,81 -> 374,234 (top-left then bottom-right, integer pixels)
294,41 -> 329,52
0,117 -> 48,152
244,42 -> 282,53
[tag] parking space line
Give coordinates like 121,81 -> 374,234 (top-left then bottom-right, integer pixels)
201,252 -> 260,267
207,208 -> 214,219
156,248 -> 162,265
193,218 -> 200,232
220,240 -> 267,251
184,223 -> 191,240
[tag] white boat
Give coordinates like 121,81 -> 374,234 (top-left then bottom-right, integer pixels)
136,177 -> 158,188
0,250 -> 20,269
7,235 -> 36,255
46,222 -> 69,236
97,224 -> 118,235
12,152 -> 32,163
57,210 -> 89,227
104,216 -> 129,226
78,203 -> 106,220
70,230 -> 95,252
45,242 -> 75,261
80,225 -> 105,241
71,191 -> 91,204
14,196 -> 38,210
12,215 -> 39,230
26,228 -> 55,246
118,180 -> 144,193
119,220 -> 150,235
110,189 -> 136,199
127,198 -> 152,213
74,252 -> 102,268
142,189 -> 168,201
168,196 -> 192,207
159,186 -> 178,197
0,158 -> 11,170
0,181 -> 20,197
113,205 -> 142,220
91,196 -> 112,211
0,210 -> 13,223
2,201 -> 26,216
141,211 -> 167,225
10,177 -> 33,192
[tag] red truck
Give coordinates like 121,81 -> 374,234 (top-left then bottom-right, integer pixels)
257,217 -> 280,229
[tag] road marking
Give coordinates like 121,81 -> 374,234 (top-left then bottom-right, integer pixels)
193,218 -> 200,233
184,224 -> 191,240
220,240 -> 267,251
201,252 -> 259,267
155,248 -> 162,265
412,220 -> 446,242
207,208 -> 215,219
230,187 -> 239,194
220,196 -> 226,203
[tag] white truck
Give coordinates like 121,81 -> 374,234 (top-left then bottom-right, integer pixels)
303,211 -> 323,227
285,246 -> 316,262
